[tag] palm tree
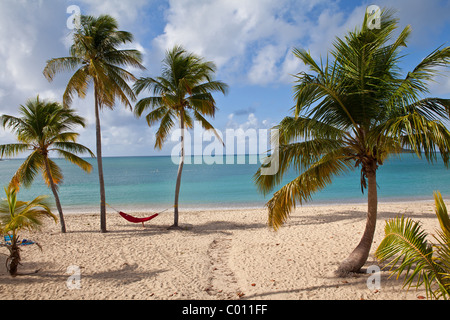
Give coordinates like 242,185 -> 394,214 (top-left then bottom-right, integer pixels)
0,185 -> 57,277
0,96 -> 94,233
376,191 -> 450,300
43,15 -> 145,233
133,45 -> 228,229
254,8 -> 450,275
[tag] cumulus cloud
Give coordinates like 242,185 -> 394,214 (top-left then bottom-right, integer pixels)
226,112 -> 275,131
78,0 -> 150,25
153,0 -> 317,84
153,0 -> 371,86
0,0 -> 69,144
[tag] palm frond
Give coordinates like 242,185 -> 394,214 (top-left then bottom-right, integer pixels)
43,57 -> 83,82
387,46 -> 450,108
193,111 -> 224,146
433,191 -> 450,240
42,158 -> 63,188
51,142 -> 95,158
1,115 -> 30,137
134,97 -> 164,117
11,151 -> 43,188
264,151 -> 354,230
103,49 -> 145,70
154,109 -> 176,150
386,113 -> 450,166
0,143 -> 30,158
63,67 -> 90,106
375,215 -> 448,299
276,116 -> 345,144
142,105 -> 169,128
53,148 -> 93,173
254,138 -> 347,195
133,77 -> 162,96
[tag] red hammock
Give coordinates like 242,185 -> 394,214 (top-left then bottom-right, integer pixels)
105,203 -> 169,227
119,211 -> 159,227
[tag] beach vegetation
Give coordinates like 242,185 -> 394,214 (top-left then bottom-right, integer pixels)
43,15 -> 145,233
0,185 -> 57,277
0,96 -> 94,233
254,8 -> 450,275
133,45 -> 229,229
376,191 -> 450,300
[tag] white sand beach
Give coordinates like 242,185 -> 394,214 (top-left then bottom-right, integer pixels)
0,201 -> 441,300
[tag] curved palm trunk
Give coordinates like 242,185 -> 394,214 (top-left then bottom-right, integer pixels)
171,111 -> 185,229
337,166 -> 378,276
44,156 -> 66,233
94,88 -> 107,233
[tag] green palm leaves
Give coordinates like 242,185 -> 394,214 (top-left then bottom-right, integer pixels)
44,15 -> 145,233
134,45 -> 228,149
255,8 -> 450,274
0,186 -> 56,236
0,96 -> 94,233
134,46 -> 228,228
44,15 -> 144,110
0,186 -> 57,276
376,192 -> 450,300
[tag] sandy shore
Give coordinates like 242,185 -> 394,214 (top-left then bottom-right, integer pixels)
0,201 -> 441,300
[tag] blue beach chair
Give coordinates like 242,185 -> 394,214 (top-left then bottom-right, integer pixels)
2,235 -> 36,246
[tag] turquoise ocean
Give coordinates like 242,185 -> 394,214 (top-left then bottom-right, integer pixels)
0,153 -> 449,213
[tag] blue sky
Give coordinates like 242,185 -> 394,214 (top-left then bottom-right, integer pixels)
0,0 -> 449,157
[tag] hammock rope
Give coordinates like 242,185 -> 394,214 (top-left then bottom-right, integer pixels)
104,203 -> 172,227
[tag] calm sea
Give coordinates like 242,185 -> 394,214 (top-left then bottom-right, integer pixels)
0,154 -> 449,213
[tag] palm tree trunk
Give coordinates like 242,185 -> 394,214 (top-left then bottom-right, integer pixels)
337,165 -> 378,276
7,239 -> 20,277
43,156 -> 66,233
94,87 -> 107,233
171,111 -> 185,229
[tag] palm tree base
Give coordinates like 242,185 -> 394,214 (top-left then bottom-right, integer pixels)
335,262 -> 365,277
167,224 -> 183,231
7,245 -> 21,277
335,246 -> 371,277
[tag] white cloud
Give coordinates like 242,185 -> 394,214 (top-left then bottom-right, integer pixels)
79,0 -> 150,25
0,0 -> 68,114
248,45 -> 284,85
153,0 -> 377,86
226,112 -> 274,131
153,0 -> 320,84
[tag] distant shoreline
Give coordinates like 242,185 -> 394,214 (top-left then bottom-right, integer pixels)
1,150 -> 426,161
59,197 -> 436,215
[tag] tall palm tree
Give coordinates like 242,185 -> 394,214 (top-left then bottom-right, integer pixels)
0,96 -> 94,233
0,185 -> 57,277
133,45 -> 228,229
254,9 -> 450,275
43,15 -> 145,233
